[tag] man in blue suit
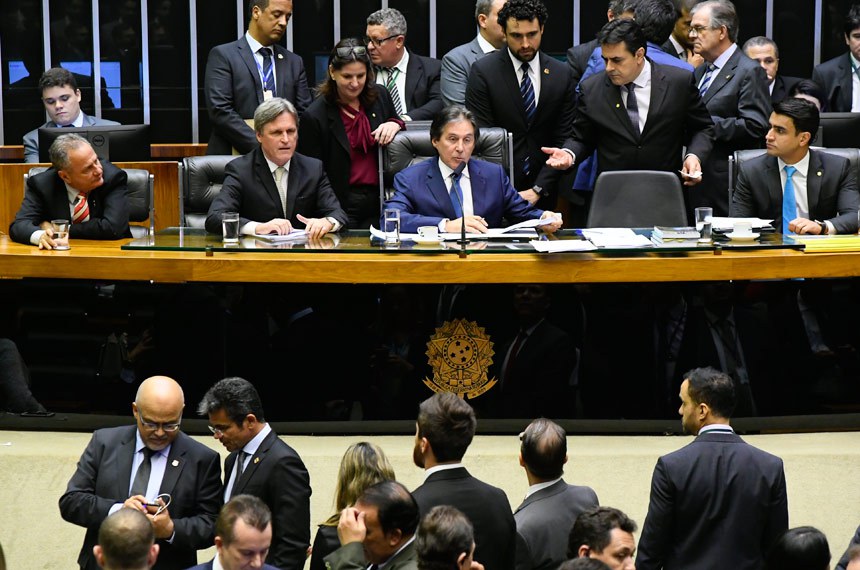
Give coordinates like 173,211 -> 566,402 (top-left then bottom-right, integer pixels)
385,105 -> 562,234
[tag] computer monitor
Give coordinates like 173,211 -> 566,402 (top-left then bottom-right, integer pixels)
818,112 -> 860,148
38,124 -> 151,163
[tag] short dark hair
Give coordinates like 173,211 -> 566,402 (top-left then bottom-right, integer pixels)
39,67 -> 78,93
430,105 -> 479,144
216,495 -> 272,545
765,527 -> 831,570
475,0 -> 496,22
846,4 -> 860,36
558,559 -> 611,570
520,418 -> 566,479
632,0 -> 679,44
248,0 -> 269,16
773,98 -> 820,139
416,506 -> 474,570
743,36 -> 779,58
568,507 -> 638,558
317,37 -> 379,108
598,18 -> 647,56
684,367 -> 736,419
691,0 -> 739,43
198,377 -> 266,425
417,392 -> 477,462
97,509 -> 155,569
789,78 -> 827,111
358,480 -> 420,537
497,0 -> 548,32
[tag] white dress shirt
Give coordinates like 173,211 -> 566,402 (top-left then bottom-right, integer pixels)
620,60 -> 652,134
524,476 -> 563,500
476,33 -> 496,54
224,423 -> 272,501
245,32 -> 278,97
778,151 -> 835,233
850,53 -> 860,112
437,159 -> 475,230
508,49 -> 541,104
241,157 -> 291,236
423,461 -> 465,483
698,423 -> 734,435
377,50 -> 410,116
108,432 -> 171,516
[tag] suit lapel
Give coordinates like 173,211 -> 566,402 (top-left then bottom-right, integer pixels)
605,75 -> 638,139
514,478 -> 567,514
765,156 -> 784,218
839,54 -> 853,112
234,431 -> 276,494
255,149 -> 286,217
702,50 -> 739,104
533,53 -> 553,120
404,52 -> 421,108
643,61 -> 667,137
159,433 -> 188,496
239,38 -> 264,107
284,156 -> 304,220
469,161 -> 487,216
495,51 -> 528,127
274,45 -> 290,99
52,175 -> 71,219
116,427 -> 137,499
807,150 -> 823,220
427,161 -> 456,218
326,103 -> 350,156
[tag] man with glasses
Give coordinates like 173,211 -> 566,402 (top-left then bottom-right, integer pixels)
59,375 -> 222,570
198,377 -> 311,570
23,67 -> 119,163
366,8 -> 443,121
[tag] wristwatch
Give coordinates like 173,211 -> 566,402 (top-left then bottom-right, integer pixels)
532,185 -> 543,196
817,220 -> 827,234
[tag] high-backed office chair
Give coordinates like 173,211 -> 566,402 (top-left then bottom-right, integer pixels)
179,155 -> 239,227
586,170 -> 687,227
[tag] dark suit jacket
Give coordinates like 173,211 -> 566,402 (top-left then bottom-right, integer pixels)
636,430 -> 789,570
204,147 -> 347,233
466,49 -> 576,204
309,524 -> 340,570
58,425 -> 223,570
562,61 -> 714,176
771,75 -> 802,105
10,161 -> 131,244
224,429 -> 311,570
730,149 -> 860,234
836,525 -> 860,570
813,53 -> 853,113
204,36 -> 312,155
297,85 -> 399,204
566,39 -> 599,89
324,539 -> 417,570
413,467 -> 516,570
693,47 -> 771,215
402,51 -> 444,120
387,158 -> 544,233
186,561 -> 279,570
514,479 -> 599,570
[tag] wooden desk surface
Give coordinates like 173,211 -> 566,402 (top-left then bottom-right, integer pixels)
0,236 -> 856,284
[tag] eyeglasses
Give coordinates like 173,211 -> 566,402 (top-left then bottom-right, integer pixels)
208,424 -> 229,436
688,25 -> 714,36
336,46 -> 368,59
140,419 -> 181,432
365,34 -> 400,48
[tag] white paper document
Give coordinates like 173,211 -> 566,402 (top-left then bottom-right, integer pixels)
530,239 -> 597,253
254,229 -> 307,242
580,228 -> 652,248
709,217 -> 773,231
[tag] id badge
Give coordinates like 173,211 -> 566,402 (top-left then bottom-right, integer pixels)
263,90 -> 273,101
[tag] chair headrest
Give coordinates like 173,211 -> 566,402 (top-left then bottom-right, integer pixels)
183,155 -> 239,213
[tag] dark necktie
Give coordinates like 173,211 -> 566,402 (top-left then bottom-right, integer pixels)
450,172 -> 464,218
383,67 -> 404,116
130,447 -> 154,497
698,63 -> 716,97
231,451 -> 248,498
783,165 -> 798,234
625,83 -> 641,137
520,62 -> 536,175
502,330 -> 528,386
260,47 -> 275,94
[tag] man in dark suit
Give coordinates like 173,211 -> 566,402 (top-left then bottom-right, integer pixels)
812,5 -> 860,113
385,105 -> 562,234
515,419 -> 599,570
11,133 -> 131,248
198,377 -> 311,570
187,495 -> 280,570
59,376 -> 223,570
366,8 -> 443,121
94,509 -> 159,570
837,540 -> 860,570
416,506 -> 479,570
567,1 -> 633,89
325,481 -> 419,570
568,507 -> 638,570
205,98 -> 347,238
466,0 -> 575,209
543,19 -> 713,186
731,98 -> 860,235
441,0 -> 506,106
636,367 -> 789,570
412,392 -> 516,570
204,0 -> 312,155
688,0 -> 771,216
662,0 -> 701,62
742,37 -> 801,106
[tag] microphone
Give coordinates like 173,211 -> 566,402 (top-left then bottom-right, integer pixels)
451,162 -> 468,251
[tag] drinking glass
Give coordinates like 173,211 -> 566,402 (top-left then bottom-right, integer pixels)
221,212 -> 240,244
695,207 -> 712,242
383,209 -> 400,247
51,219 -> 70,250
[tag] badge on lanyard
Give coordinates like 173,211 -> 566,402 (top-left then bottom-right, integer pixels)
263,90 -> 273,101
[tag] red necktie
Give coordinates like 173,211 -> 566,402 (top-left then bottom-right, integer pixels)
72,194 -> 90,224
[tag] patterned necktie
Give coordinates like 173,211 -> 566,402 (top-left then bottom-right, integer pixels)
260,47 -> 275,94
72,194 -> 90,223
625,83 -> 641,137
698,63 -> 716,97
520,62 -> 536,175
274,166 -> 288,217
384,67 -> 404,116
450,172 -> 464,218
231,451 -> 248,498
130,447 -> 154,497
783,165 -> 798,234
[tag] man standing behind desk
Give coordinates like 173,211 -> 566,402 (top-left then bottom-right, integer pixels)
204,0 -> 311,155
205,98 -> 347,238
11,133 -> 131,249
59,376 -> 223,570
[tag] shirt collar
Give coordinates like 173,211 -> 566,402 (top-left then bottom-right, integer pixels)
698,423 -> 734,435
777,150 -> 810,177
424,462 -> 465,483
379,536 -> 416,569
711,42 -> 737,70
264,154 -> 291,175
213,553 -> 226,570
630,59 -> 651,89
65,183 -> 82,204
851,52 -> 860,71
389,49 -> 409,73
668,35 -> 685,58
525,476 -> 563,499
242,423 -> 272,456
245,31 -> 268,54
134,431 -> 170,459
508,49 -> 540,77
437,159 -> 471,182
476,33 -> 496,54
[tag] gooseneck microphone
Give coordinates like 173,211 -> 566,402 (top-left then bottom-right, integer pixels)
451,161 -> 469,253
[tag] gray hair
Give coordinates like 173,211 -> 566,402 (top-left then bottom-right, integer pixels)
742,35 -> 778,58
49,133 -> 91,171
475,0 -> 495,21
690,0 -> 739,42
367,8 -> 408,36
253,97 -> 298,134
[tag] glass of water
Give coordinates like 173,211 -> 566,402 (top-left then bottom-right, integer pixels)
695,207 -> 713,242
51,219 -> 70,250
221,211 -> 240,244
383,208 -> 400,247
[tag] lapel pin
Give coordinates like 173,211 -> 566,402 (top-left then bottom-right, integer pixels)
817,171 -> 822,177
372,113 -> 377,118
615,103 -> 621,108
254,457 -> 260,464
543,68 -> 549,75
172,460 -> 179,467
277,53 -> 284,60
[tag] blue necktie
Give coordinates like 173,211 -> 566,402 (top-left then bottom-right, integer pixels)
260,47 -> 275,94
625,83 -> 641,137
783,165 -> 797,234
698,63 -> 716,97
520,62 -> 536,175
450,172 -> 464,218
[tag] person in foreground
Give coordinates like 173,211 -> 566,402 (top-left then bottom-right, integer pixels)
416,505 -> 484,570
730,97 -> 860,235
205,97 -> 347,239
58,375 -> 222,570
385,105 -> 561,234
94,509 -> 159,570
765,526 -> 830,570
636,367 -> 789,570
11,133 -> 131,249
186,494 -> 279,570
567,506 -> 637,570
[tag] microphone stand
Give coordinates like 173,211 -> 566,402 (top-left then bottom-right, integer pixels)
451,162 -> 468,258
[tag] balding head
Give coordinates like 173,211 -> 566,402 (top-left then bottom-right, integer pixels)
520,418 -> 568,482
133,376 -> 185,451
93,509 -> 159,570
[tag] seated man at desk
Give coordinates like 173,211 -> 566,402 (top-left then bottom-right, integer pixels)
10,133 -> 131,249
23,67 -> 119,163
205,98 -> 348,239
731,98 -> 860,234
385,105 -> 562,234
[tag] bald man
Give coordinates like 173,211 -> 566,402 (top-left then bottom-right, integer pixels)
60,376 -> 223,570
94,509 -> 159,570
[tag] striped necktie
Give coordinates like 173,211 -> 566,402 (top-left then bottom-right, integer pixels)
520,62 -> 536,175
698,63 -> 716,97
72,194 -> 90,223
384,67 -> 404,116
260,47 -> 275,94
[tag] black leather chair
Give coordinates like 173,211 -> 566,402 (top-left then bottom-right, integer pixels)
179,155 -> 239,228
586,170 -> 687,227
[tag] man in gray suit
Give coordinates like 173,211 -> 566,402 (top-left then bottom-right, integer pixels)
23,67 -> 119,163
689,0 -> 770,217
515,419 -> 599,570
441,0 -> 507,106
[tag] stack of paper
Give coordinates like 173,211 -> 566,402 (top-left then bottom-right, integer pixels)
254,229 -> 307,242
793,235 -> 860,252
710,217 -> 773,231
581,228 -> 653,248
530,240 -> 597,253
